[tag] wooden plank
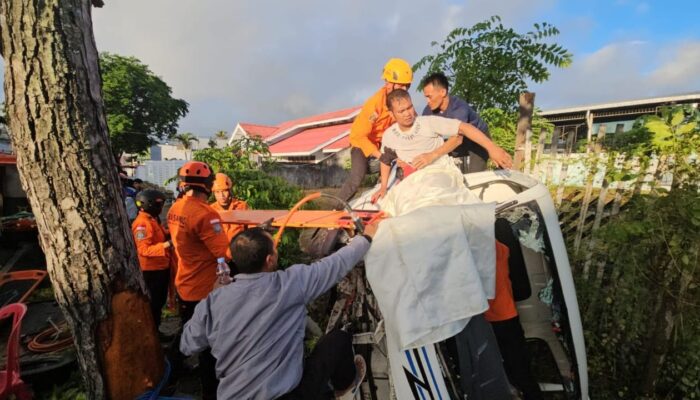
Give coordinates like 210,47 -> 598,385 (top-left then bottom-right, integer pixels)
218,209 -> 384,229
514,92 -> 535,171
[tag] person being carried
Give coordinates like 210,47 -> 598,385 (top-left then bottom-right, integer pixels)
371,89 -> 512,204
180,221 -> 381,400
209,172 -> 248,242
421,71 -> 491,173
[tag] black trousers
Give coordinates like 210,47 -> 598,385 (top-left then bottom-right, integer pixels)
179,299 -> 219,400
279,329 -> 356,400
338,147 -> 379,202
491,316 -> 543,400
143,269 -> 169,328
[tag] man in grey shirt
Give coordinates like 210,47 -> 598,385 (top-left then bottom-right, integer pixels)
181,223 -> 379,399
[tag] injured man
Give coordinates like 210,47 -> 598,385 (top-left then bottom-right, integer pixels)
370,88 -> 512,217
364,91 -> 517,398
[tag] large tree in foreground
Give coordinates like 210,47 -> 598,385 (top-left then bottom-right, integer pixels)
415,15 -> 572,111
0,0 -> 164,398
101,52 -> 189,157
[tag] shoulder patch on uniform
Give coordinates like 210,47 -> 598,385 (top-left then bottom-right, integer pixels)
136,230 -> 146,240
210,219 -> 222,234
135,226 -> 146,230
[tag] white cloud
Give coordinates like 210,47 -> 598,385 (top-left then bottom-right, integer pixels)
87,0 -> 554,133
532,40 -> 700,110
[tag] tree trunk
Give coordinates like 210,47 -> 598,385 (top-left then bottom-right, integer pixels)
0,1 -> 163,398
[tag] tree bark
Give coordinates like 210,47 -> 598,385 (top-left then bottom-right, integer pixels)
0,1 -> 163,398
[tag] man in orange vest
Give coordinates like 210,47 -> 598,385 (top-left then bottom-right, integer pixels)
168,161 -> 230,399
210,172 -> 248,242
337,58 -> 413,202
132,189 -> 172,328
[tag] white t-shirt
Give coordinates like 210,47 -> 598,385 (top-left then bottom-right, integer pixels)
381,116 -> 461,162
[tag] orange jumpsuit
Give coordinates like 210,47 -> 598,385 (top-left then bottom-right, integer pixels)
484,241 -> 518,322
349,87 -> 395,157
167,196 -> 230,302
210,199 -> 249,242
132,211 -> 171,271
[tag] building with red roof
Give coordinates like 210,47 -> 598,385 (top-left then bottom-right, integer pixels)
230,106 -> 360,164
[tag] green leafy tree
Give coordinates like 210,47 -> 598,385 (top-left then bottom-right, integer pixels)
194,137 -> 305,267
415,15 -> 572,111
578,106 -> 700,398
174,132 -> 199,160
100,53 -> 189,156
479,108 -> 553,153
207,138 -> 217,148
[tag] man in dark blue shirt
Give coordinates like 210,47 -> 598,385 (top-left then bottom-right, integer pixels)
421,72 -> 491,173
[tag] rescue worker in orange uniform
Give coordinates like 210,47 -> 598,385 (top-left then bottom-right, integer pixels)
132,189 -> 172,328
167,161 -> 230,399
486,242 -> 543,400
337,58 -> 414,201
209,172 -> 248,242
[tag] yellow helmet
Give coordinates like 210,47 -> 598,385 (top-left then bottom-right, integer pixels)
382,58 -> 413,84
212,173 -> 233,192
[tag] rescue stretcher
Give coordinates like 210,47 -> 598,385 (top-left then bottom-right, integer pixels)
218,169 -> 589,400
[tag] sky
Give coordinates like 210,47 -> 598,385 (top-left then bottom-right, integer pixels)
2,0 -> 699,137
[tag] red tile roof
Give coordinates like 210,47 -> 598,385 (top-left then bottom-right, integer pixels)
239,123 -> 278,140
268,123 -> 351,154
275,106 -> 361,132
322,136 -> 350,152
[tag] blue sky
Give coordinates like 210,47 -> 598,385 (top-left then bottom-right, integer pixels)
1,0 -> 698,136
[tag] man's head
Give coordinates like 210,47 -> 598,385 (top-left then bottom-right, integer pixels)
382,58 -> 413,93
212,173 -> 233,207
133,178 -> 144,191
421,72 -> 450,112
386,89 -> 416,129
178,161 -> 214,196
230,228 -> 278,274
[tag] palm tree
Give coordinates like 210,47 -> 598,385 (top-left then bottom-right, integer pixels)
208,138 -> 217,148
174,132 -> 199,160
214,130 -> 228,141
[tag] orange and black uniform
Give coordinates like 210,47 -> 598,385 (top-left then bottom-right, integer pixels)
168,196 -> 230,302
132,210 -> 172,327
168,195 -> 230,399
210,199 -> 249,243
486,242 -> 543,400
338,87 -> 395,201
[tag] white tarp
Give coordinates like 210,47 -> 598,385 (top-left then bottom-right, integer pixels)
377,156 -> 480,217
366,203 -> 496,350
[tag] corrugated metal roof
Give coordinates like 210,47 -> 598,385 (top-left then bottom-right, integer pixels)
541,92 -> 700,116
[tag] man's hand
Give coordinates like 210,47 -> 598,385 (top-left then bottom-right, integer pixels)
488,146 -> 513,169
411,152 -> 438,169
163,240 -> 172,249
362,220 -> 380,239
371,188 -> 387,204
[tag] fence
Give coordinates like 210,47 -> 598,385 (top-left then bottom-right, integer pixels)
519,127 -> 671,280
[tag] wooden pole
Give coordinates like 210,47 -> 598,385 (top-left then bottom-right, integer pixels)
514,92 -> 535,171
